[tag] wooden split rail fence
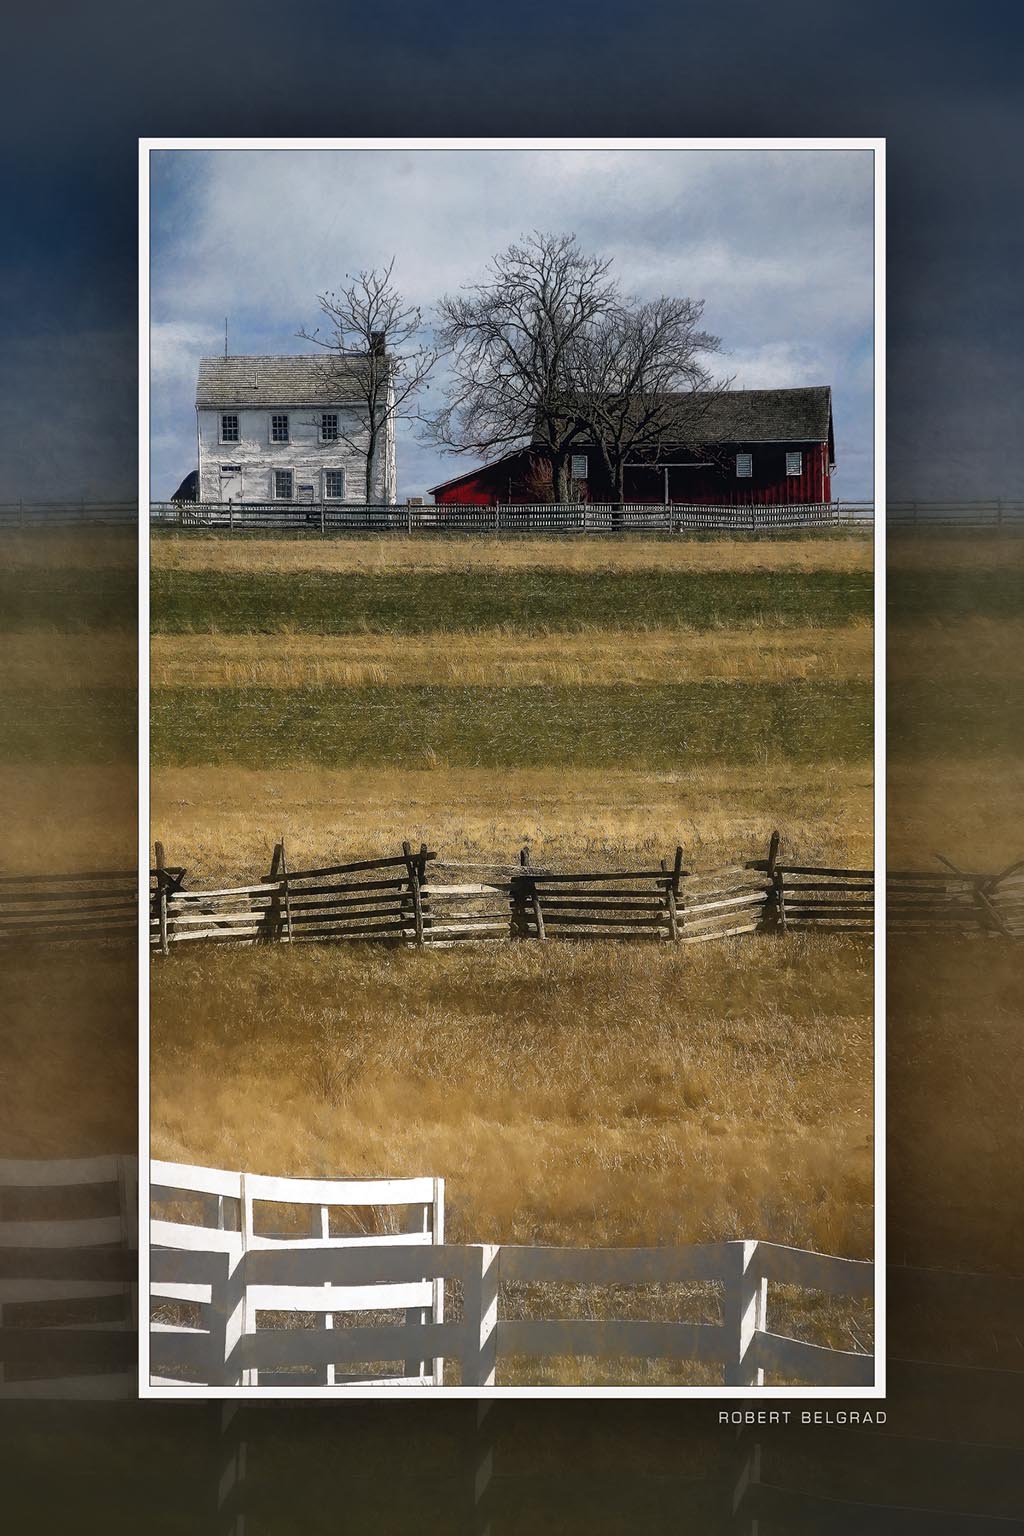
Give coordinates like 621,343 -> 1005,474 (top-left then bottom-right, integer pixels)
149,1161 -> 873,1390
3,838 -> 1020,954
148,834 -> 1024,953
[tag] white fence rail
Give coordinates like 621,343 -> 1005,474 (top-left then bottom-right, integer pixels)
151,1159 -> 445,1388
0,1154 -> 137,1398
149,1163 -> 873,1390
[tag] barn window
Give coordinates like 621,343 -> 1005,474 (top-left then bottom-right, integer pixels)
273,469 -> 293,500
786,451 -> 803,476
321,413 -> 339,442
571,454 -> 588,480
220,414 -> 239,443
271,414 -> 290,443
735,453 -> 752,478
324,470 -> 345,499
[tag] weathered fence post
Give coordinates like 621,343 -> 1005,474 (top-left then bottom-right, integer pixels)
762,830 -> 785,934
265,842 -> 284,943
722,1240 -> 767,1387
154,841 -> 169,955
661,847 -> 683,941
279,838 -> 293,944
516,846 -> 546,941
462,1244 -> 500,1387
403,841 -> 425,948
417,843 -> 431,942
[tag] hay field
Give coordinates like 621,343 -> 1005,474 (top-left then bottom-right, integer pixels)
148,532 -> 874,872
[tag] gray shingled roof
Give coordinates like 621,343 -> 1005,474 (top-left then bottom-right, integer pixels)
669,385 -> 832,443
196,354 -> 369,406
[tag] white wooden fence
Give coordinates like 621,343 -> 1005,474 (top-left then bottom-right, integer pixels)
151,1160 -> 445,1387
149,1162 -> 873,1390
0,1154 -> 137,1398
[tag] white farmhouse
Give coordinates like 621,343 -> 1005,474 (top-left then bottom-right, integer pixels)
195,354 -> 397,505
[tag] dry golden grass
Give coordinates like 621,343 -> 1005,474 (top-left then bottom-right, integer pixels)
0,766 -> 137,871
888,617 -> 1024,681
887,760 -> 1024,869
151,761 -> 873,882
149,625 -> 873,689
889,938 -> 1024,1273
0,949 -> 136,1158
151,532 -> 873,576
150,938 -> 874,1260
2,528 -> 137,569
0,630 -> 137,690
888,533 -> 1024,571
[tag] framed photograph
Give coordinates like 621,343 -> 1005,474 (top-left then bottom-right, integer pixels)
138,138 -> 884,1396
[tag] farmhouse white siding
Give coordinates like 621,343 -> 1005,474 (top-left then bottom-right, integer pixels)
195,355 -> 397,505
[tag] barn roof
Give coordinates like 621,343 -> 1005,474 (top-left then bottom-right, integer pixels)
427,386 -> 834,492
196,354 -> 371,406
666,385 -> 833,444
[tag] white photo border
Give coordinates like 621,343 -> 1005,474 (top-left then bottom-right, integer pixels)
138,135 -> 886,1400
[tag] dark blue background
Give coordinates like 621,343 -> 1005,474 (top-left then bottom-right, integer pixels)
1,0 -> 1022,499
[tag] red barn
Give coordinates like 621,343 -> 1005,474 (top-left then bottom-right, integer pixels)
430,386 -> 835,506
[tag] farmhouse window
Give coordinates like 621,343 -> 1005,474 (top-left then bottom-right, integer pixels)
571,454 -> 589,479
786,451 -> 803,476
321,413 -> 339,442
735,453 -> 752,478
273,469 -> 294,500
220,414 -> 239,443
324,470 -> 345,499
271,413 -> 290,443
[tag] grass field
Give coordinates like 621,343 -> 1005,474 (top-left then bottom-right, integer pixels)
150,936 -> 874,1255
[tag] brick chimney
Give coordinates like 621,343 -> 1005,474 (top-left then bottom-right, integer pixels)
370,330 -> 386,356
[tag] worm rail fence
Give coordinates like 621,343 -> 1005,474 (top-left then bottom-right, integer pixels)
149,1160 -> 873,1390
145,834 -> 1023,953
3,836 -> 1022,953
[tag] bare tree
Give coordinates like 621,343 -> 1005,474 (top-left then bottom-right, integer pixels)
426,232 -> 618,502
299,260 -> 438,503
568,295 -> 729,505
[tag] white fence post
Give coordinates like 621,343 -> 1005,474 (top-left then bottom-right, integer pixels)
723,1240 -> 767,1387
462,1244 -> 500,1387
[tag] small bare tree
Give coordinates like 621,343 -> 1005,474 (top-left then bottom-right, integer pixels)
569,295 -> 729,505
426,232 -> 618,502
299,260 -> 438,503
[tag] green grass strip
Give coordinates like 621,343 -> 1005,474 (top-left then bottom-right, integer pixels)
150,683 -> 872,769
150,568 -> 873,634
0,569 -> 137,631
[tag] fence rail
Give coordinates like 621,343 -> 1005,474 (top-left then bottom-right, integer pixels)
149,499 -> 872,534
0,1155 -> 137,1398
144,834 -> 1023,954
3,498 -> 1024,531
149,1162 -> 873,1390
4,836 -> 1021,956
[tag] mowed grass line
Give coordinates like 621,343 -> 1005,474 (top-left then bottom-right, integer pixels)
149,626 -> 873,688
152,531 -> 874,575
149,761 -> 874,883
150,681 -> 873,769
151,567 -> 873,634
0,565 -> 137,631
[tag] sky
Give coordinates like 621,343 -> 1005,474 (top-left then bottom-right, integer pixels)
148,147 -> 875,502
1,1 -> 1023,504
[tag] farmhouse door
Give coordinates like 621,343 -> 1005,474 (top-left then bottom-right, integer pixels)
219,465 -> 242,503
